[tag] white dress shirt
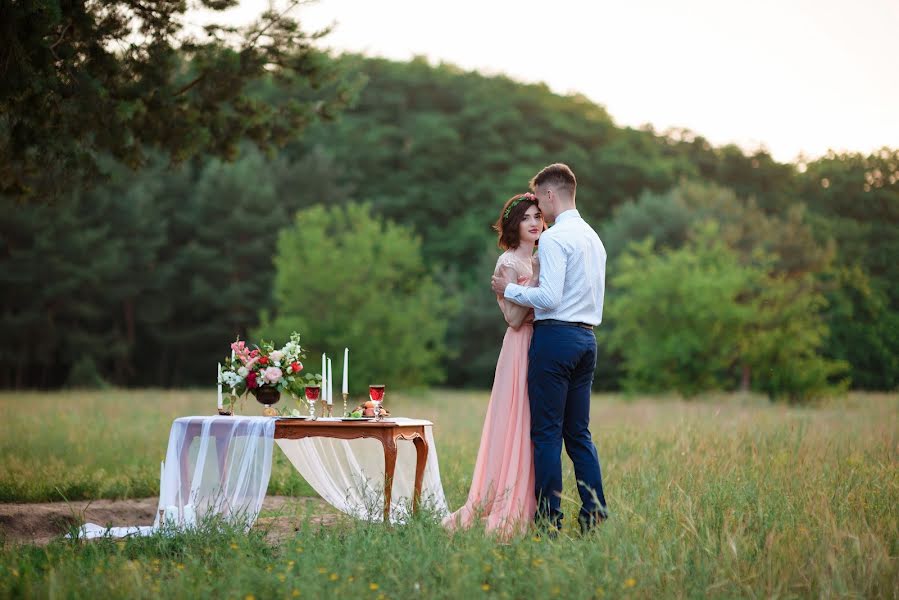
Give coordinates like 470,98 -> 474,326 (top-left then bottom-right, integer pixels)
504,209 -> 606,325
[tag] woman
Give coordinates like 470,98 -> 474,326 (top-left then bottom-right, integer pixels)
443,193 -> 545,537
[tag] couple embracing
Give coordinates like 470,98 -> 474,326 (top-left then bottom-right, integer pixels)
443,163 -> 608,538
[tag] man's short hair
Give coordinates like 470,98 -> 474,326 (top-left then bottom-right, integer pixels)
530,163 -> 577,196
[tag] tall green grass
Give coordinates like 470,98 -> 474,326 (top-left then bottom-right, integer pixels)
1,390 -> 897,598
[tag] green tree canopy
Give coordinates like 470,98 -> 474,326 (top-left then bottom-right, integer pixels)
606,224 -> 847,401
255,203 -> 454,391
1,0 -> 356,198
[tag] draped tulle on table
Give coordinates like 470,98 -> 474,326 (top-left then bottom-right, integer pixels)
76,416 -> 276,539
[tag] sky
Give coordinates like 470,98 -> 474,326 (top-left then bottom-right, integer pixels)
196,0 -> 899,163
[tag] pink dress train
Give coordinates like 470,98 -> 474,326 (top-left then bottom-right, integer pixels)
443,252 -> 537,537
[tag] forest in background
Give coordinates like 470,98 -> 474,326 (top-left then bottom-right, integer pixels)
3,47 -> 897,396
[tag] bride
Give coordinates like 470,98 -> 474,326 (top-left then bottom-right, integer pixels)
443,193 -> 545,537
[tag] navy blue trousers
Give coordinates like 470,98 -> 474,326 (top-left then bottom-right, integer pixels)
528,322 -> 607,526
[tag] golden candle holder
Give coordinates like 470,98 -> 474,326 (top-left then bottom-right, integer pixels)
217,392 -> 237,416
342,392 -> 348,417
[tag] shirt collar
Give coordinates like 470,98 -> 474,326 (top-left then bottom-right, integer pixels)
553,209 -> 580,224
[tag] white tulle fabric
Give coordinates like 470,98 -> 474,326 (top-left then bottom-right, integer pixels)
275,417 -> 448,522
156,416 -> 275,526
75,416 -> 448,538
77,416 -> 275,539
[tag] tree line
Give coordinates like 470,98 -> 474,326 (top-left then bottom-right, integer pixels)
2,6 -> 896,396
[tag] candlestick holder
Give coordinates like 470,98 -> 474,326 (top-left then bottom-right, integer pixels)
342,393 -> 348,417
326,404 -> 333,417
217,393 -> 236,416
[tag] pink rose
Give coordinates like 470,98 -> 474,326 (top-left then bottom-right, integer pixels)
262,366 -> 283,384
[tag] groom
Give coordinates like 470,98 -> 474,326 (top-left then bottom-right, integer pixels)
491,163 -> 608,532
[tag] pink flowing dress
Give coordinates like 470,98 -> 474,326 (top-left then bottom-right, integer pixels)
443,251 -> 537,537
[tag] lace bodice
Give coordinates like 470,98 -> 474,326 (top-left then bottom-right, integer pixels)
494,251 -> 537,286
494,250 -> 539,328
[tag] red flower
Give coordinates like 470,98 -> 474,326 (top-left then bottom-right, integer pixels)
291,361 -> 302,373
258,356 -> 269,366
247,372 -> 258,389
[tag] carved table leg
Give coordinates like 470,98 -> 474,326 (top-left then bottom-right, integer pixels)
382,435 -> 398,523
412,434 -> 429,515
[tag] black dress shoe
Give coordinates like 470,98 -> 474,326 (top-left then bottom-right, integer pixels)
578,510 -> 608,534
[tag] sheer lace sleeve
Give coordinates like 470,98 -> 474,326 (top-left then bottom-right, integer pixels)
495,253 -> 532,329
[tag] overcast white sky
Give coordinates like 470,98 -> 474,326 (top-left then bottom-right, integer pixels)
197,0 -> 899,163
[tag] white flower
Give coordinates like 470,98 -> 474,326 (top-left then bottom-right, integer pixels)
222,372 -> 243,387
269,351 -> 285,363
238,367 -> 248,377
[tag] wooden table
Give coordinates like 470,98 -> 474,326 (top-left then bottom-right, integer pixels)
179,418 -> 429,523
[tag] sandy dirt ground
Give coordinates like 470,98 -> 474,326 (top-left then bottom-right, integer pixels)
0,496 -> 341,546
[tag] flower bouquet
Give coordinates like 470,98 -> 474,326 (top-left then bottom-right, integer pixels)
219,332 -> 321,415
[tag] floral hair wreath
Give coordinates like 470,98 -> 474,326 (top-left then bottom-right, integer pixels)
503,192 -> 537,222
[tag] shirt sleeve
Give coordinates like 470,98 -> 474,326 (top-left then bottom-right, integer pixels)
504,235 -> 566,310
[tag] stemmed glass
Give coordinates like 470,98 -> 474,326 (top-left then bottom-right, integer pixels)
369,384 -> 385,421
304,385 -> 321,420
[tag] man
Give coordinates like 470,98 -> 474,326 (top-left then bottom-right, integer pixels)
491,163 -> 608,532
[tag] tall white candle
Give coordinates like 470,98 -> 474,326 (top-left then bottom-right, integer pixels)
327,359 -> 333,405
217,363 -> 223,409
321,353 -> 327,401
342,347 -> 349,395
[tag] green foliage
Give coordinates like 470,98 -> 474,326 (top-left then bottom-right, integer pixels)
1,48 -> 896,391
0,146 -> 345,388
607,233 -> 755,395
255,204 -> 454,390
798,149 -> 899,389
607,224 -> 847,401
65,356 -> 109,390
284,55 -> 703,270
0,0 -> 357,199
601,181 -> 845,399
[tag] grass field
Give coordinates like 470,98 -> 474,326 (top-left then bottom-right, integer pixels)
1,389 -> 897,598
